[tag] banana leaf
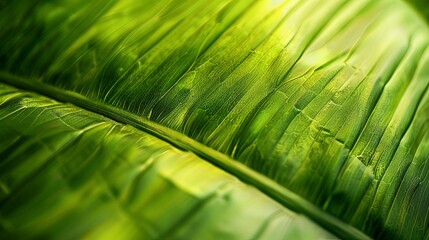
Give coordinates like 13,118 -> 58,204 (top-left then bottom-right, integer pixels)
0,83 -> 340,239
0,0 -> 428,239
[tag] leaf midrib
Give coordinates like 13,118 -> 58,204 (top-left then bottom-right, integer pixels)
0,71 -> 371,240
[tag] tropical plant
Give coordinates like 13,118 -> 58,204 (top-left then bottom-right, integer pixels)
0,0 -> 428,239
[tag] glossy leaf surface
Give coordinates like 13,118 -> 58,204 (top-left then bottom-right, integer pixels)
0,0 -> 428,239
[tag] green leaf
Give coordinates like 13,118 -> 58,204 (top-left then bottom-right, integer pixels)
0,83 -> 338,239
0,0 -> 428,239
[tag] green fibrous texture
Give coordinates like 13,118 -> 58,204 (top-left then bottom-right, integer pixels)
0,83 -> 335,239
0,0 -> 428,239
